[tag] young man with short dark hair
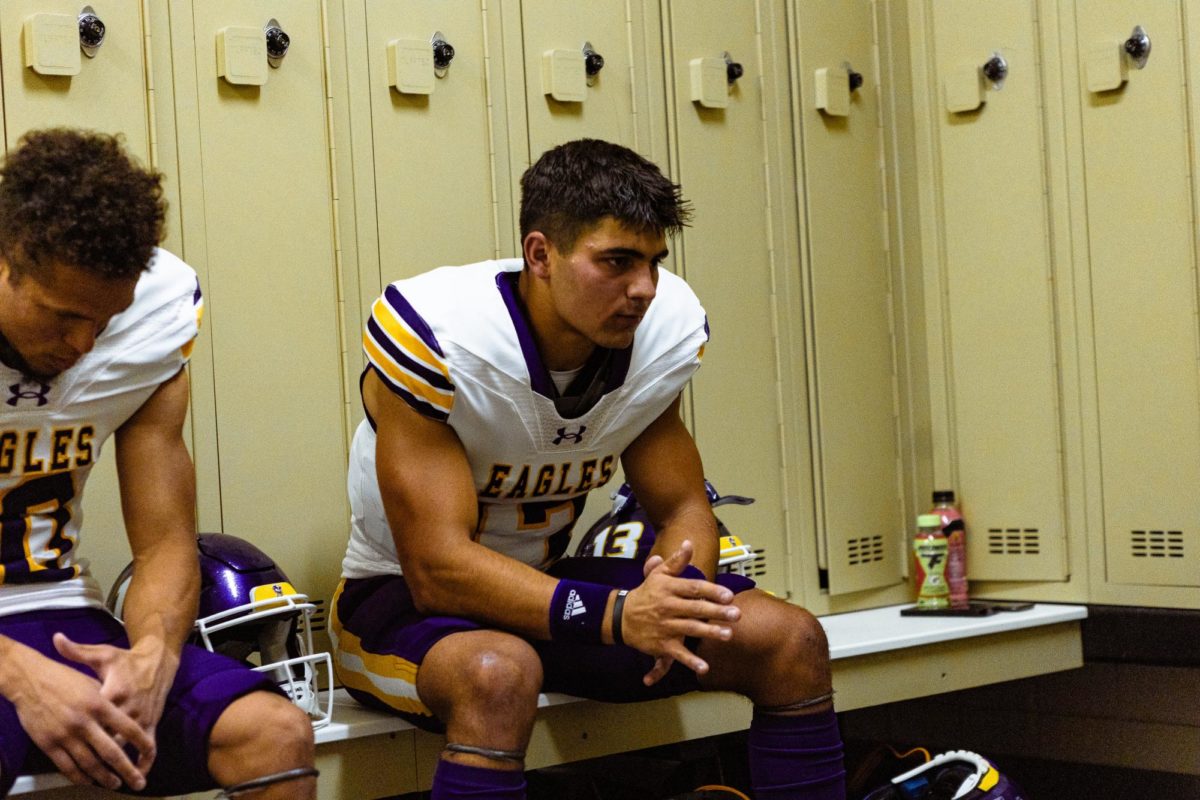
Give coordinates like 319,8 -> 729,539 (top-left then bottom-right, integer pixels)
334,138 -> 846,799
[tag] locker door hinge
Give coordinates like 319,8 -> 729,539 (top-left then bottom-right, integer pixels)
318,0 -> 353,459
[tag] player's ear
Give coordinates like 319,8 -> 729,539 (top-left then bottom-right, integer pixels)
523,231 -> 552,279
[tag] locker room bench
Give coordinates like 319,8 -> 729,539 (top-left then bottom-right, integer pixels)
10,602 -> 1087,799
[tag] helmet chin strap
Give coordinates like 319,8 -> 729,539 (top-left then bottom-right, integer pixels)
214,767 -> 319,798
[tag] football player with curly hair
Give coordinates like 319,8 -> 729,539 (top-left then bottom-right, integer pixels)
0,129 -> 316,799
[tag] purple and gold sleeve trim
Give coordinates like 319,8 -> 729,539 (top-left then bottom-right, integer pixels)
179,278 -> 204,361
363,285 -> 454,421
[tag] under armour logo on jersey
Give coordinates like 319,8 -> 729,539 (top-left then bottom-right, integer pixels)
553,425 -> 587,445
7,381 -> 50,407
562,589 -> 587,620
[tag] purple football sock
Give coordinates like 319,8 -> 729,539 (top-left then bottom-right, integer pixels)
748,707 -> 847,799
430,759 -> 526,800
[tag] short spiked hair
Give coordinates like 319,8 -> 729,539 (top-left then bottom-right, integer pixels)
519,139 -> 691,253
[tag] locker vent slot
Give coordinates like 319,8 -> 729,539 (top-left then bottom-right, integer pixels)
986,528 -> 1041,555
846,535 -> 885,566
1130,530 -> 1185,558
747,548 -> 768,578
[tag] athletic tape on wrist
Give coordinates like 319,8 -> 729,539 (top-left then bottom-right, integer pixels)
549,579 -> 611,643
611,589 -> 629,646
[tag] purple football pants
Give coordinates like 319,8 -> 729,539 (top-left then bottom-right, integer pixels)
0,607 -> 278,798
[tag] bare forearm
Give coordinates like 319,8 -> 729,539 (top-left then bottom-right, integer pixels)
622,396 -> 720,578
114,369 -> 199,658
119,446 -> 198,656
120,537 -> 199,656
649,504 -> 720,579
403,538 -> 615,642
0,634 -> 41,699
367,368 -> 622,641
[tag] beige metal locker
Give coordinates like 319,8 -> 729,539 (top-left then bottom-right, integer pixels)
336,0 -> 516,449
355,1 -> 514,290
1076,2 -> 1200,588
0,1 -> 151,154
924,0 -> 1068,581
516,0 -> 663,160
792,0 -> 905,596
168,1 -> 348,603
663,0 -> 791,594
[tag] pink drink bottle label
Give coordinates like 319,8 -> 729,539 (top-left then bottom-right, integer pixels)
935,497 -> 968,608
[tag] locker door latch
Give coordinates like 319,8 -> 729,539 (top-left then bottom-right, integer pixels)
265,19 -> 290,68
78,6 -> 104,58
815,62 -> 861,117
945,51 -> 1005,112
1124,25 -> 1151,70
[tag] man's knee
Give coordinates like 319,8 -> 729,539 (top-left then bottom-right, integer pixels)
701,592 -> 832,703
773,603 -> 830,666
209,691 -> 315,781
454,640 -> 543,708
421,633 -> 543,724
737,593 -> 828,662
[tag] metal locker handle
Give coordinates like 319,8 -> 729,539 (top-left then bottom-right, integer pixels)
1125,25 -> 1151,69
78,5 -> 104,58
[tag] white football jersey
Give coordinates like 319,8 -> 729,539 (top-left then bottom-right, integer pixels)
342,259 -> 708,578
0,249 -> 202,616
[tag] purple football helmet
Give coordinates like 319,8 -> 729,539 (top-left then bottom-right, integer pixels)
574,481 -> 758,575
861,750 -> 1027,800
107,533 -> 332,728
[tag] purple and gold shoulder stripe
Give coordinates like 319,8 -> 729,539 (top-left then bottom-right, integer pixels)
364,285 -> 454,421
180,278 -> 204,360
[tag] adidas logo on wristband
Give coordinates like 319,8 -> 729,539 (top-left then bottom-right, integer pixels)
563,589 -> 588,619
550,581 -> 607,643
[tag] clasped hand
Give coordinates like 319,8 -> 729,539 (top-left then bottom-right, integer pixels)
620,539 -> 740,686
10,633 -> 176,791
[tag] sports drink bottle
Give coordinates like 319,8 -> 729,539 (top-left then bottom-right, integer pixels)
913,513 -> 949,610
